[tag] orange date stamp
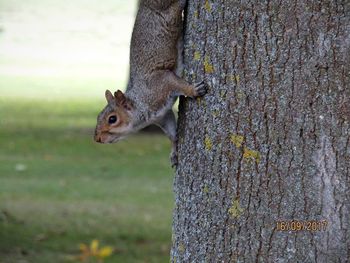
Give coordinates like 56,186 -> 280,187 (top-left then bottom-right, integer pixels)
276,220 -> 328,231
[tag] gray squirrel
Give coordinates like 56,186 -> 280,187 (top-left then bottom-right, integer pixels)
94,0 -> 207,166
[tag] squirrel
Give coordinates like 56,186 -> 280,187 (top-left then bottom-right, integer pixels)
94,0 -> 207,166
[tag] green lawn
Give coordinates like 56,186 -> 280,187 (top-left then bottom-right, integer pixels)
0,0 -> 175,262
0,98 -> 174,263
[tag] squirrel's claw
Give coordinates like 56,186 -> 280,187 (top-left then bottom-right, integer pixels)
194,81 -> 207,97
170,136 -> 178,168
170,150 -> 178,168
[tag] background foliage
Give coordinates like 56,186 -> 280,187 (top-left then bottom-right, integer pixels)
0,1 -> 173,262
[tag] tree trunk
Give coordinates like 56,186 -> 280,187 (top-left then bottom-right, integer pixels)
171,1 -> 350,262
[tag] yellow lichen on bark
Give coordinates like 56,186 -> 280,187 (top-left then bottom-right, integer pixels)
228,199 -> 244,218
194,51 -> 201,61
204,56 -> 214,73
204,136 -> 213,151
243,147 -> 260,163
204,0 -> 211,12
230,134 -> 244,148
178,242 -> 185,253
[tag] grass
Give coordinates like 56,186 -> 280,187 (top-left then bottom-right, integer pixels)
0,98 -> 174,263
0,0 -> 175,261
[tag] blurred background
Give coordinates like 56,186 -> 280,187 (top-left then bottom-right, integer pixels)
0,0 -> 174,262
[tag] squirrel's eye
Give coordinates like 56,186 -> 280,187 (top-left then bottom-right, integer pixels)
108,115 -> 117,124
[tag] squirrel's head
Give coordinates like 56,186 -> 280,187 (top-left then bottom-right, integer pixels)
94,90 -> 134,144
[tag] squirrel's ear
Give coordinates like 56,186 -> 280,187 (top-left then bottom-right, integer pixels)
114,90 -> 133,110
105,90 -> 115,105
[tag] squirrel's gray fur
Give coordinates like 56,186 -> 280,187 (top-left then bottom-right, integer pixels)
94,0 -> 206,166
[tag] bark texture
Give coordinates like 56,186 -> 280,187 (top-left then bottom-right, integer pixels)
172,1 -> 350,262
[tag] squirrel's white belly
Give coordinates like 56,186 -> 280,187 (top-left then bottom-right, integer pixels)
151,94 -> 177,122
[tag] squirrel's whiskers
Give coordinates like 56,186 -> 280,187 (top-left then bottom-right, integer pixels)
94,0 -> 207,167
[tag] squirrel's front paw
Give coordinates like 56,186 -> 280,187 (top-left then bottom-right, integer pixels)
170,149 -> 178,168
193,81 -> 207,97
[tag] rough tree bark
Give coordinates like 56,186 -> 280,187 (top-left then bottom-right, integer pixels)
171,0 -> 350,262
